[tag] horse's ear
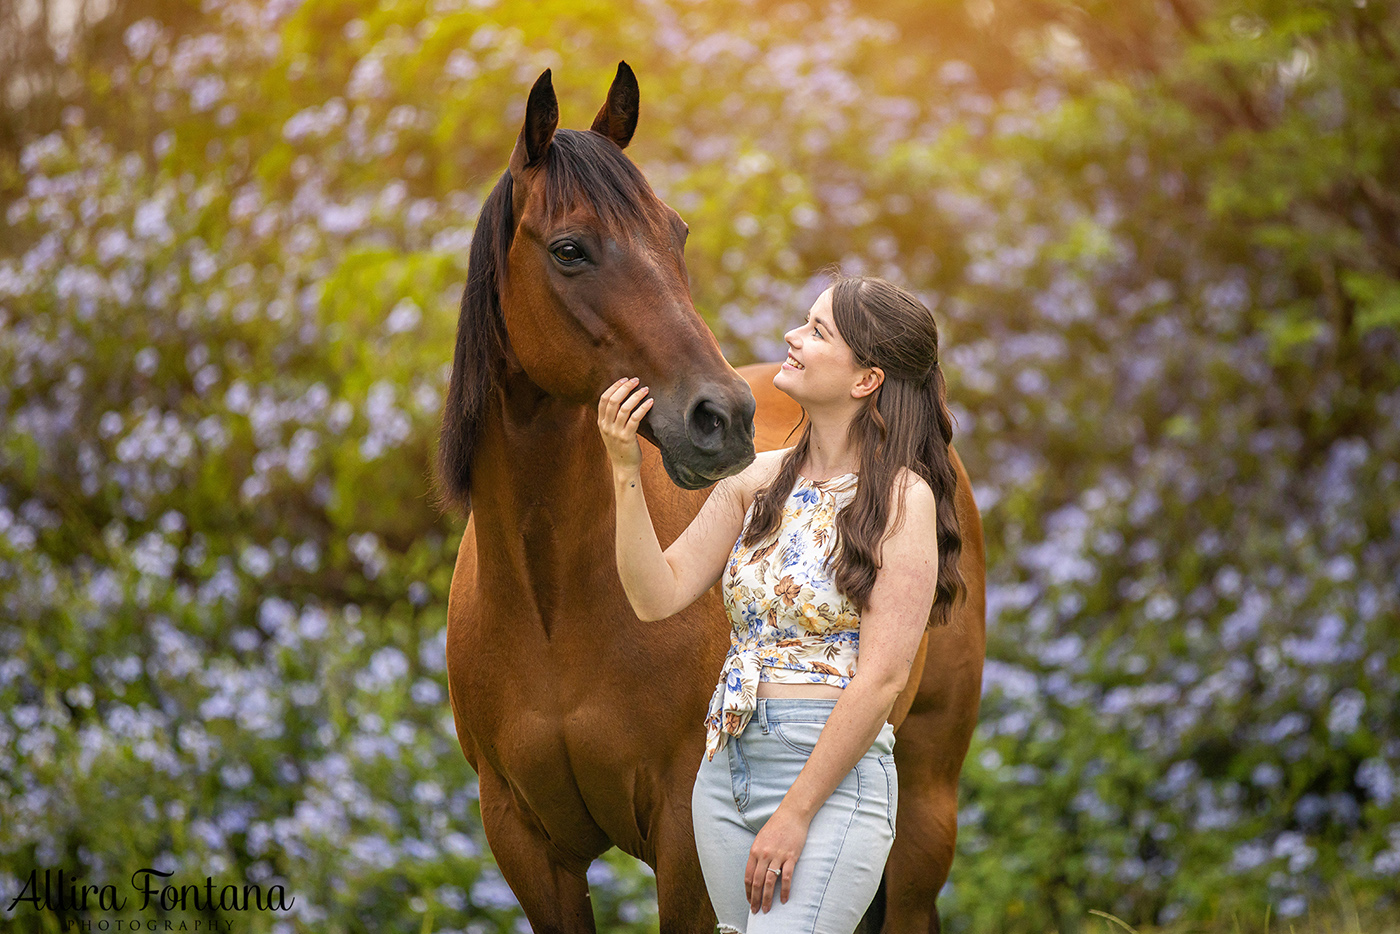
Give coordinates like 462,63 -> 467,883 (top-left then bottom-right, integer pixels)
510,69 -> 558,174
590,61 -> 638,150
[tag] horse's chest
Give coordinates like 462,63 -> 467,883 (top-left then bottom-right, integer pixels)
448,603 -> 612,743
444,524 -> 673,805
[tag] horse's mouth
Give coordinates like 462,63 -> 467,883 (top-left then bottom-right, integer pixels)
662,451 -> 755,490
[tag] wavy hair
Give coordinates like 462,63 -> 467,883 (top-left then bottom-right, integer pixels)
742,276 -> 965,626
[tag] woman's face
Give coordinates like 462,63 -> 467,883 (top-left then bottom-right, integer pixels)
773,287 -> 868,406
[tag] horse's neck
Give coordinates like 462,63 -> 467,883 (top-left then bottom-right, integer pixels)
471,365 -> 615,585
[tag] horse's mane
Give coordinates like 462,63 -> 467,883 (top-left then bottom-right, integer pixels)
433,128 -> 655,516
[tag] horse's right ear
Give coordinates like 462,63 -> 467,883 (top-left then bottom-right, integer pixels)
509,69 -> 558,174
590,61 -> 638,150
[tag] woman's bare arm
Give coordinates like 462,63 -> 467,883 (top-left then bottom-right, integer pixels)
601,377 -> 775,622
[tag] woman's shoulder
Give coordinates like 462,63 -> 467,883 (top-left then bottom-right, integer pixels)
884,466 -> 936,534
891,465 -> 933,499
720,448 -> 791,511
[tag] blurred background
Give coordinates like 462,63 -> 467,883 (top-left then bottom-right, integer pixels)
2,0 -> 1398,931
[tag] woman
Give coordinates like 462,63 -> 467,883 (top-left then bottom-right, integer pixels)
598,276 -> 964,932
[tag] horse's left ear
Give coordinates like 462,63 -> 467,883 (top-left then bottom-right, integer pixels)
510,69 -> 559,174
590,61 -> 639,150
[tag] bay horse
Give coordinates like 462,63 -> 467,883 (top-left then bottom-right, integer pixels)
435,63 -> 986,934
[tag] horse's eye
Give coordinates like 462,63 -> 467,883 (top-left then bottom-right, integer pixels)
551,242 -> 585,264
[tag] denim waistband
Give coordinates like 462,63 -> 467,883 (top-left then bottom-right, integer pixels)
753,697 -> 839,730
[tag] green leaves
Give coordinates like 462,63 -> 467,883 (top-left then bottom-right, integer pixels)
1342,271 -> 1400,337
1262,301 -> 1328,364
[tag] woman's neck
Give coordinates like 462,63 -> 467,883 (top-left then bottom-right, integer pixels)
804,415 -> 859,479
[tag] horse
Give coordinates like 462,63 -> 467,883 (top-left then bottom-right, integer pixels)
435,63 -> 986,934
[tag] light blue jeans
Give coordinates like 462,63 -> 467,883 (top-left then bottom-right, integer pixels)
691,698 -> 897,934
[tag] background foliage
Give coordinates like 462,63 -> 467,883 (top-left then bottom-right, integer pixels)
2,0 -> 1398,931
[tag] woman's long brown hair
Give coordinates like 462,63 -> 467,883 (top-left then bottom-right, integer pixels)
742,276 -> 966,626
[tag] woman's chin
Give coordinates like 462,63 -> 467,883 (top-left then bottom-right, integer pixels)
773,368 -> 803,402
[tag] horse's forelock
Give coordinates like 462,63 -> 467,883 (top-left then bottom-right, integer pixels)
538,129 -> 657,233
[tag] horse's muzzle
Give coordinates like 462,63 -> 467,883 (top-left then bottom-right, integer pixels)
650,382 -> 757,489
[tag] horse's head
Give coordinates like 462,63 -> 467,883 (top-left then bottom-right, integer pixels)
437,63 -> 757,512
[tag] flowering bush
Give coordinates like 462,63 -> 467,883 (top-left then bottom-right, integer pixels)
1,0 -> 1397,931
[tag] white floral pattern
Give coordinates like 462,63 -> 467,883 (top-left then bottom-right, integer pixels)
704,472 -> 862,759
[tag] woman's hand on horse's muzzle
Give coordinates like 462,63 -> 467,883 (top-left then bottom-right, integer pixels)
598,377 -> 654,476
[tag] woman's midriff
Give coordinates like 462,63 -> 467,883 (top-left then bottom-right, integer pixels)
756,681 -> 844,699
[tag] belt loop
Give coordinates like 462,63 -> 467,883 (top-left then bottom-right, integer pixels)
758,699 -> 769,733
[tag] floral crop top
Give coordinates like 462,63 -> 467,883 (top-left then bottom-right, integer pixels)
703,471 -> 862,759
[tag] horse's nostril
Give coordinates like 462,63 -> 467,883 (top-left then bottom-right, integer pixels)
687,398 -> 729,451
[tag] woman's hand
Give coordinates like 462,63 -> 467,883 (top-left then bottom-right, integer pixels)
597,377 -> 654,476
744,805 -> 810,913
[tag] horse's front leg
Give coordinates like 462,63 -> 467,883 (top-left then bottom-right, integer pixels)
477,761 -> 599,934
652,767 -> 717,934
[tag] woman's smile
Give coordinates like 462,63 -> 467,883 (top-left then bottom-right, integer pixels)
774,288 -> 867,406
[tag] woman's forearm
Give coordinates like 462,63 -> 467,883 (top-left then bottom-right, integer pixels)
778,676 -> 903,822
612,466 -> 681,622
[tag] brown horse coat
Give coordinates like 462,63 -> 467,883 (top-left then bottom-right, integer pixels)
439,64 -> 985,934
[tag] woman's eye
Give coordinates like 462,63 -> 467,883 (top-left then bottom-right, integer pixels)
552,242 -> 585,264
